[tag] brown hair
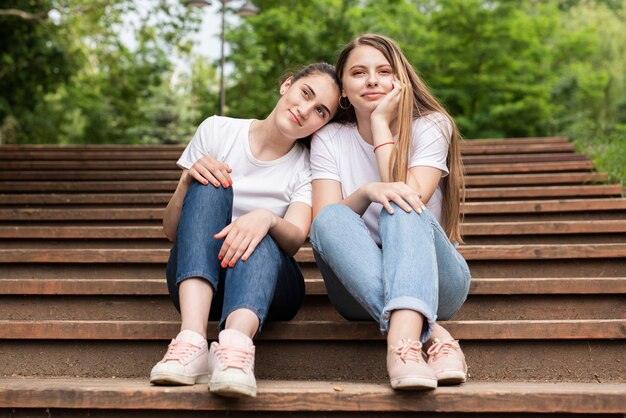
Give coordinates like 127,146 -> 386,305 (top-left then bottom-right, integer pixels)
335,34 -> 464,243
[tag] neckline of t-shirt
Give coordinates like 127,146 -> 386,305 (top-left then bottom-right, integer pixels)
243,119 -> 300,167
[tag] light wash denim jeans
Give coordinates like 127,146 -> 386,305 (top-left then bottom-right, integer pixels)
166,182 -> 305,332
309,203 -> 470,342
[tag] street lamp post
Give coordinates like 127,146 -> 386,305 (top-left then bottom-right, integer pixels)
187,0 -> 260,116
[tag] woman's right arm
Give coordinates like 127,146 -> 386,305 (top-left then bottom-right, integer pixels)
163,170 -> 193,242
163,155 -> 233,242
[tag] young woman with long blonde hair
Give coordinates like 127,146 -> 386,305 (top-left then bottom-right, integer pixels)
310,34 -> 470,390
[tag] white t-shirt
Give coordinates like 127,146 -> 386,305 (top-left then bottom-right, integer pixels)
311,112 -> 451,244
177,116 -> 312,220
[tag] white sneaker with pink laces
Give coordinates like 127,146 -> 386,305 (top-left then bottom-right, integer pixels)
150,329 -> 209,385
208,329 -> 257,397
427,338 -> 468,385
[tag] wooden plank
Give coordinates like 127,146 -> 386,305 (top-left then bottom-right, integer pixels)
0,161 -> 178,170
0,319 -> 623,340
469,277 -> 626,295
0,208 -> 164,220
0,226 -> 167,239
466,185 -> 623,199
2,220 -> 625,238
0,170 -> 180,181
1,159 -> 594,173
464,136 -> 570,145
0,151 -> 182,160
461,143 -> 575,155
463,153 -> 588,164
0,378 -> 624,413
1,170 -> 608,184
3,196 -> 626,213
464,160 -> 594,174
1,244 -> 625,263
465,172 -> 607,187
0,193 -> 171,205
462,220 -> 626,235
1,277 -> 623,296
463,198 -> 626,214
0,180 -> 178,192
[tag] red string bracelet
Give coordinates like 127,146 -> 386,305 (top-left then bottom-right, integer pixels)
373,141 -> 395,153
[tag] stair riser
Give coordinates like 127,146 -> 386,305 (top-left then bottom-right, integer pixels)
1,340 -> 623,383
1,295 -> 623,321
0,410 -> 622,418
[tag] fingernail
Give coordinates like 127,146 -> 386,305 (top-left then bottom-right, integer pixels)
221,262 -> 227,268
218,255 -> 223,260
417,208 -> 423,214
214,182 -> 219,187
242,256 -> 247,262
228,262 -> 234,268
406,208 -> 412,213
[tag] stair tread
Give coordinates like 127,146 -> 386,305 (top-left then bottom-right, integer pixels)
2,219 -> 625,238
1,319 -> 623,340
0,377 -> 624,413
1,243 -> 625,263
1,277 -> 623,295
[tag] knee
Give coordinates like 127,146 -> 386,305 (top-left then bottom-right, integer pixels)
311,204 -> 352,243
185,181 -> 233,207
380,202 -> 431,228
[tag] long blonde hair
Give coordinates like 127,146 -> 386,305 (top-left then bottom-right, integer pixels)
335,34 -> 465,243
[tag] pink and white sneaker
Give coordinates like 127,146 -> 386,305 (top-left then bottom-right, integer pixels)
387,338 -> 437,390
150,329 -> 209,385
208,329 -> 257,397
427,338 -> 468,385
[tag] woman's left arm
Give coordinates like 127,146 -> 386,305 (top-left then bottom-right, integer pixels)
406,166 -> 443,204
214,202 -> 311,267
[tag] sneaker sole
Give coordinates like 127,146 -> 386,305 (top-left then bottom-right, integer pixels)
390,376 -> 437,390
436,370 -> 467,385
150,372 -> 209,386
209,381 -> 256,398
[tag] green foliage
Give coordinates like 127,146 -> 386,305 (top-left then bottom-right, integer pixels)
1,0 -> 624,182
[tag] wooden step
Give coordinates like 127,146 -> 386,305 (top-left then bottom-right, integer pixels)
465,172 -> 607,186
3,219 -> 625,239
1,319 -> 623,340
462,153 -> 588,164
465,160 -> 594,174
3,294 -> 621,322
1,159 -> 595,174
462,220 -> 626,235
460,143 -> 575,155
1,243 -> 625,263
0,378 -> 624,414
463,198 -> 626,214
466,185 -> 623,199
0,171 -> 608,186
0,145 -> 574,161
465,136 -> 570,145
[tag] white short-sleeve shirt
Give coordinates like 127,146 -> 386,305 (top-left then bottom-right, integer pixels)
177,116 -> 312,220
311,112 -> 451,244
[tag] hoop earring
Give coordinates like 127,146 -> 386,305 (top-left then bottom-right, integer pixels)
339,96 -> 351,110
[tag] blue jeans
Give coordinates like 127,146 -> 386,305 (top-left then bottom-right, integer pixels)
166,182 -> 305,333
309,203 -> 470,342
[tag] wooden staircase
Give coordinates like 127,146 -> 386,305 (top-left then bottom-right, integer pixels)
0,137 -> 624,416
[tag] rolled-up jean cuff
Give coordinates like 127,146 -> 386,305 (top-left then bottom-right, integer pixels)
218,304 -> 264,338
381,296 -> 437,343
176,271 -> 218,292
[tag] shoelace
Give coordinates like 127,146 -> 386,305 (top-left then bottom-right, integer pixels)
163,340 -> 200,361
391,339 -> 423,364
426,338 -> 460,361
214,345 -> 253,371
